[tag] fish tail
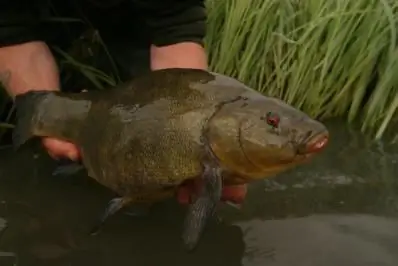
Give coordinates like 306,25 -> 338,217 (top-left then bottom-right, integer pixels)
12,90 -> 52,150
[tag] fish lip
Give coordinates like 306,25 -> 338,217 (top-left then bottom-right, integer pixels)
297,131 -> 329,155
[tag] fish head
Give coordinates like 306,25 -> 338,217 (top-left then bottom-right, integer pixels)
206,94 -> 329,181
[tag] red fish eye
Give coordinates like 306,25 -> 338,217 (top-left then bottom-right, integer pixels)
266,112 -> 280,128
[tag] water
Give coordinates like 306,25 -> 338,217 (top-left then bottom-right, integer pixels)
0,120 -> 397,266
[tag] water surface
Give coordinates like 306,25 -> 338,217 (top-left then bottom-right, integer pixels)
0,120 -> 397,266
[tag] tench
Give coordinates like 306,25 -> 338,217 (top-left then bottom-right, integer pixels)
12,68 -> 329,251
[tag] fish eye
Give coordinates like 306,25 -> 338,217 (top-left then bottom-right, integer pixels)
265,112 -> 280,128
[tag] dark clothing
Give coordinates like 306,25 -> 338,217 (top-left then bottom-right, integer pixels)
0,0 -> 206,47
0,0 -> 206,79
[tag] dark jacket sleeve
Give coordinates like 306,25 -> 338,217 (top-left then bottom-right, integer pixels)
132,0 -> 207,47
0,1 -> 45,48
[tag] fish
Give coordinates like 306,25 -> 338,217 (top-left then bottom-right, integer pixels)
11,68 -> 329,251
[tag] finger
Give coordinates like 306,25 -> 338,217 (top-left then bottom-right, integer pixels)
177,185 -> 192,205
177,183 -> 248,206
46,149 -> 58,160
42,138 -> 80,161
221,184 -> 247,205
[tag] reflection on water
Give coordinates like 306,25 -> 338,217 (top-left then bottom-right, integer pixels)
238,215 -> 398,266
0,119 -> 397,266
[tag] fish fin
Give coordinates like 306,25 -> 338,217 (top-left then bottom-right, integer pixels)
213,212 -> 224,224
124,203 -> 152,217
181,165 -> 222,251
90,197 -> 132,236
52,164 -> 84,177
225,201 -> 242,210
52,159 -> 85,177
12,91 -> 50,150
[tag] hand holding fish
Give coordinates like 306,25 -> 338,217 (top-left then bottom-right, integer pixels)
42,137 -> 80,161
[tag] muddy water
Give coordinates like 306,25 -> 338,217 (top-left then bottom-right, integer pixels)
0,119 -> 397,266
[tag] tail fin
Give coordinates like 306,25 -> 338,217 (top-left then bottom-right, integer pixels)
12,91 -> 51,150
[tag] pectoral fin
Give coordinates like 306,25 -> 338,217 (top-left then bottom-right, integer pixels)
52,159 -> 85,177
181,165 -> 222,251
90,197 -> 132,236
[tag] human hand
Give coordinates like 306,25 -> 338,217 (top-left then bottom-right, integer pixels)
42,137 -> 80,161
177,183 -> 247,206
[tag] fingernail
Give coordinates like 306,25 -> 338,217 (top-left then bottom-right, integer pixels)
47,151 -> 59,160
67,151 -> 78,161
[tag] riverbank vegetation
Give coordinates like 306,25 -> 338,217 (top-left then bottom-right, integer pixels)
0,0 -> 397,142
205,0 -> 398,139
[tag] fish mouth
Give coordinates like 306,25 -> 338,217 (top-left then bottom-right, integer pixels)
232,125 -> 328,180
297,131 -> 329,155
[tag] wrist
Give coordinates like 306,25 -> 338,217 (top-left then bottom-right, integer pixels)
0,41 -> 60,100
5,76 -> 60,99
150,42 -> 208,70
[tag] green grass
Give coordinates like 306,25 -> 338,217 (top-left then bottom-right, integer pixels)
205,0 -> 398,139
0,0 -> 397,141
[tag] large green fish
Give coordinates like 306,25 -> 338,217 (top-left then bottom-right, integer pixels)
12,68 -> 329,251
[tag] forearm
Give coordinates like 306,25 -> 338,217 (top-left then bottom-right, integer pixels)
0,41 -> 60,99
150,42 -> 208,70
134,0 -> 208,70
